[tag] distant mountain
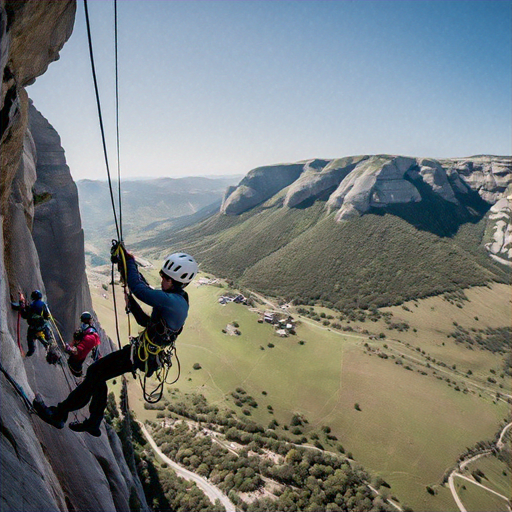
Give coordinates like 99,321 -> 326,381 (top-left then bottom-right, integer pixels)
135,155 -> 511,310
77,175 -> 242,265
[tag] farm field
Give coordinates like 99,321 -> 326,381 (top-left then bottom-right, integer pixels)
89,264 -> 511,512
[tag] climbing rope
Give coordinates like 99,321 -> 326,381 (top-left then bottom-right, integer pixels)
114,0 -> 123,242
110,240 -> 130,350
138,347 -> 181,404
47,311 -> 81,422
83,1 -> 180,407
15,308 -> 25,357
84,0 -> 133,351
83,0 -> 121,242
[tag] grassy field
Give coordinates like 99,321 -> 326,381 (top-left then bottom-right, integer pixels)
89,265 -> 511,512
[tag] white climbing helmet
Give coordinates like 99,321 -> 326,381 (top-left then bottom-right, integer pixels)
161,253 -> 198,284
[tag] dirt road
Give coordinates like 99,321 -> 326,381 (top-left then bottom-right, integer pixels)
448,422 -> 512,512
138,422 -> 236,512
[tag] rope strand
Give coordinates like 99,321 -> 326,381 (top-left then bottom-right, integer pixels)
83,0 -> 121,241
114,0 -> 123,242
84,0 -> 128,350
111,262 -> 123,350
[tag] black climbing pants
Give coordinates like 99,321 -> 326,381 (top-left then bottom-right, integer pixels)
58,344 -> 136,427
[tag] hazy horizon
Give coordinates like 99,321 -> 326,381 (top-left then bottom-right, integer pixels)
29,0 -> 512,182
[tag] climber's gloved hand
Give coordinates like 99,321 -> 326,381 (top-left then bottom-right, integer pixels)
65,343 -> 76,354
110,240 -> 122,264
111,240 -> 134,263
11,292 -> 26,310
111,240 -> 135,284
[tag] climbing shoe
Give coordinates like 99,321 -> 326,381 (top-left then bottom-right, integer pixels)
25,349 -> 35,357
67,358 -> 83,377
69,420 -> 101,437
32,394 -> 66,429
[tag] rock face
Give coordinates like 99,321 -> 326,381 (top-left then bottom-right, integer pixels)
485,198 -> 512,265
284,157 -> 366,208
221,154 -> 512,264
221,163 -> 304,214
1,2 -> 149,511
1,0 -> 76,219
30,102 -> 91,343
327,156 -> 421,220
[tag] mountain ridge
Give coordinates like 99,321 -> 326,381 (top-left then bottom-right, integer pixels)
219,154 -> 511,261
135,153 -> 510,311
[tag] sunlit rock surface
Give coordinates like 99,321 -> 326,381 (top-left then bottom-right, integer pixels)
222,154 -> 511,263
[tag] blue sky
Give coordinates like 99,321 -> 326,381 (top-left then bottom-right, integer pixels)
29,0 -> 512,180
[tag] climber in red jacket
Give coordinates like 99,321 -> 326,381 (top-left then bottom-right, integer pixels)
65,312 -> 101,377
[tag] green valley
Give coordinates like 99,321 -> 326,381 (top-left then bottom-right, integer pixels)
89,262 -> 511,512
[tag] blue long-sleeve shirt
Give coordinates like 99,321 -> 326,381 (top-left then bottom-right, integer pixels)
125,258 -> 189,333
20,299 -> 50,329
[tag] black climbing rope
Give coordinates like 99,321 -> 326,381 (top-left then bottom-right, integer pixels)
83,0 -> 121,242
114,0 -> 123,242
84,0 -> 130,351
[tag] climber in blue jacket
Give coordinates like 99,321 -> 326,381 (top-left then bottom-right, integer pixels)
11,290 -> 59,365
33,245 -> 198,437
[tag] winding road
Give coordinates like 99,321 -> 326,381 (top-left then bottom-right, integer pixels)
448,422 -> 512,512
138,422 -> 237,512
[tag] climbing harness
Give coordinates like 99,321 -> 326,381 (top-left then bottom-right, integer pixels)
130,321 -> 182,403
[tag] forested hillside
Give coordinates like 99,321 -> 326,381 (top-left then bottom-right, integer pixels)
135,195 -> 509,310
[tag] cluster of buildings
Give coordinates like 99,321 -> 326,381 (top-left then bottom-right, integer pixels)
218,294 -> 247,305
216,291 -> 296,337
261,311 -> 296,337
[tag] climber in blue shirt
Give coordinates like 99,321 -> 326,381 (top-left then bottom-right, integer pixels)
13,290 -> 54,357
33,246 -> 198,437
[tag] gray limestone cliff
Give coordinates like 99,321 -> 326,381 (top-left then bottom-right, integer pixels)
221,162 -> 304,214
29,101 -> 91,344
1,2 -> 148,511
222,154 -> 512,265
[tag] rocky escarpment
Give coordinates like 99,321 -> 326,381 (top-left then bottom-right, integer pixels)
1,2 -> 148,511
222,154 -> 512,264
30,102 -> 91,343
221,162 -> 305,214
